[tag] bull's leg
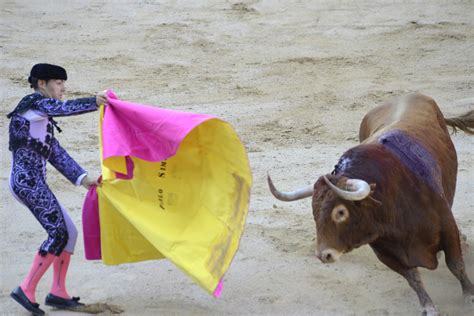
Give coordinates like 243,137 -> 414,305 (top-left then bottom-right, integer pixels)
404,269 -> 441,316
459,229 -> 469,254
372,247 -> 439,316
441,216 -> 474,305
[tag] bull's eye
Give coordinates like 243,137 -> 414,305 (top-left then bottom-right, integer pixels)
331,205 -> 349,223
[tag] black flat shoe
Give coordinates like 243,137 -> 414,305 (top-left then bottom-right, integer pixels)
45,293 -> 85,309
10,286 -> 45,315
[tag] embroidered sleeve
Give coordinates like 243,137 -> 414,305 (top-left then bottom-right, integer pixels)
33,96 -> 97,117
48,138 -> 87,185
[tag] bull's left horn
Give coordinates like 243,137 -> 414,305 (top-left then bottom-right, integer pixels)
323,176 -> 370,201
267,173 -> 314,201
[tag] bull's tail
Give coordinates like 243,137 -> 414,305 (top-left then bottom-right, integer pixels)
445,110 -> 474,135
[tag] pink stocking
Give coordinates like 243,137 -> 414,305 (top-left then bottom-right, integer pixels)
20,253 -> 55,303
50,251 -> 72,299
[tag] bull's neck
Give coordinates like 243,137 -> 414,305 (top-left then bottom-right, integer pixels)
332,143 -> 396,231
332,144 -> 387,183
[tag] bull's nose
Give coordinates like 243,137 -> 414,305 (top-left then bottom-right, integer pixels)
317,249 -> 339,263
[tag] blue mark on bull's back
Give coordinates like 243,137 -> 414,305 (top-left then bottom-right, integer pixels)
378,130 -> 442,194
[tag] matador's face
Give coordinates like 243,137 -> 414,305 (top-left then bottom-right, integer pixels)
39,79 -> 66,100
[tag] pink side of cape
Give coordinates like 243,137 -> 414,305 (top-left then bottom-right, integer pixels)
213,279 -> 224,298
82,185 -> 101,260
102,90 -> 214,162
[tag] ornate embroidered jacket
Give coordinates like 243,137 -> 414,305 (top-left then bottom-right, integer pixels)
7,92 -> 98,184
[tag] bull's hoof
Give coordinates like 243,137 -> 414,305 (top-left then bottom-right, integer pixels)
464,294 -> 474,306
421,305 -> 439,316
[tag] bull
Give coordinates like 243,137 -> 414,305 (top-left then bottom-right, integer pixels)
268,93 -> 474,315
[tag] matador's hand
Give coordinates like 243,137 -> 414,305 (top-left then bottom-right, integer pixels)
81,176 -> 98,190
96,91 -> 108,106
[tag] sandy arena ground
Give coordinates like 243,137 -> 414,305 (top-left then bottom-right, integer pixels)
1,1 -> 473,315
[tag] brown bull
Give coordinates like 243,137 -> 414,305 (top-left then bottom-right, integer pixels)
268,93 -> 474,315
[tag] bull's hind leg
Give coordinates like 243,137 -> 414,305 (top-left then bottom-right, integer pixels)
441,215 -> 474,305
372,247 -> 439,316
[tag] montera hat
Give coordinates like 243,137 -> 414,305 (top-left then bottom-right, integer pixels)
28,63 -> 67,83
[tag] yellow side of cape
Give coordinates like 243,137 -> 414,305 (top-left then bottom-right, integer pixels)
96,106 -> 252,294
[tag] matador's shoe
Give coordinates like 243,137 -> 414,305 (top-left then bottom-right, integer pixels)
10,286 -> 45,315
44,293 -> 85,310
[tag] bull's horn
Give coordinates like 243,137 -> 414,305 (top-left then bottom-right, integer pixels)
267,173 -> 314,201
323,176 -> 370,201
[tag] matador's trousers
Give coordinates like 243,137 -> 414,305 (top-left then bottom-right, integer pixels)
9,148 -> 77,256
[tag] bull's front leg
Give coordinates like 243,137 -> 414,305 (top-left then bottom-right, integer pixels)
441,216 -> 474,305
459,230 -> 468,254
445,259 -> 474,305
371,247 -> 439,316
403,268 -> 440,316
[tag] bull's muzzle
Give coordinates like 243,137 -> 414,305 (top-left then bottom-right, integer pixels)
315,248 -> 342,263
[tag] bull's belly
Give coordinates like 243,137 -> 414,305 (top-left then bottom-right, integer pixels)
371,236 -> 441,270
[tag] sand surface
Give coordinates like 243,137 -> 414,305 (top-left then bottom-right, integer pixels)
1,1 -> 473,315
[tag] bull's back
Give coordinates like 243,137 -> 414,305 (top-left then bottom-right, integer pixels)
359,93 -> 458,205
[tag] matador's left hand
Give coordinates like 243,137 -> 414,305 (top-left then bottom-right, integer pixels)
81,176 -> 98,190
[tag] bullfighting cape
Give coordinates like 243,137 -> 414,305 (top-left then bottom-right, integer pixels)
94,91 -> 252,295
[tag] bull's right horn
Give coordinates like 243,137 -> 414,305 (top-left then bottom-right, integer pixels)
323,176 -> 370,201
267,173 -> 314,201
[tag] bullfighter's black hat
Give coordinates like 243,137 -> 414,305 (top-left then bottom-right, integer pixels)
28,63 -> 67,83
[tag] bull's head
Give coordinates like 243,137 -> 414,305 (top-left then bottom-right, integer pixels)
268,174 -> 380,264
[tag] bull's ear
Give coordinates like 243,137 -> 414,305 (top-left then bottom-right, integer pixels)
370,183 -> 376,191
314,175 -> 327,191
368,183 -> 382,206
